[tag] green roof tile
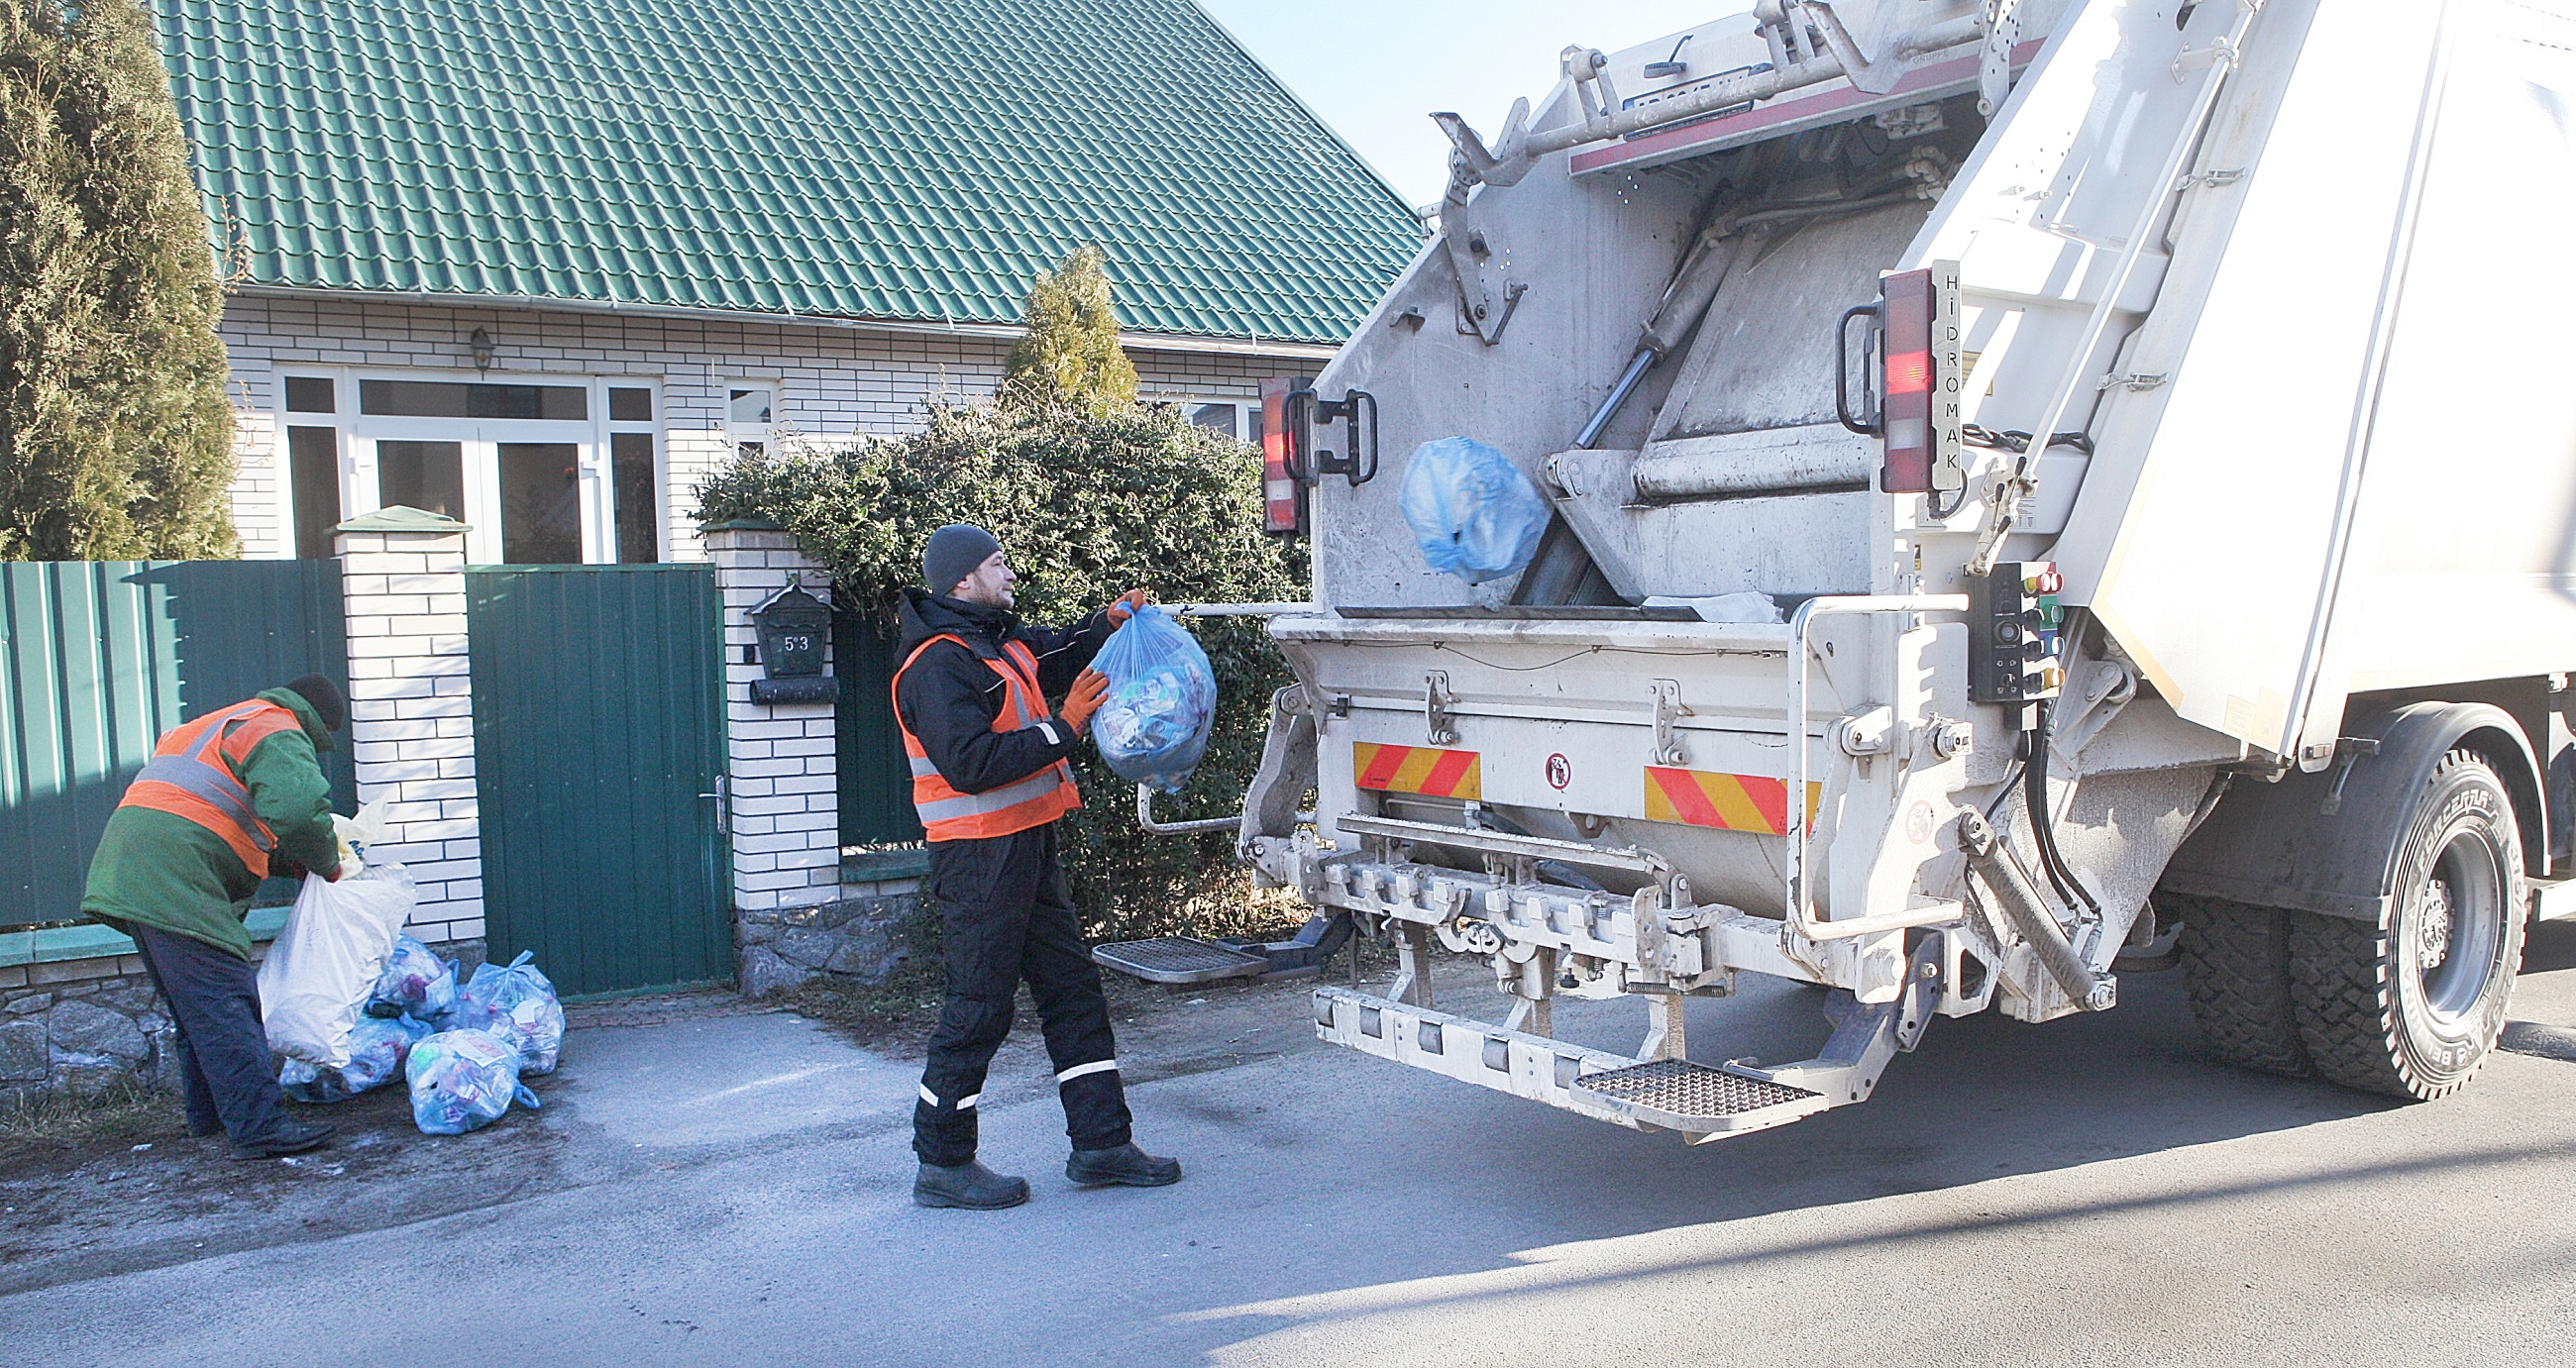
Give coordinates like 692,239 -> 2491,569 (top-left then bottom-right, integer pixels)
158,0 -> 1423,346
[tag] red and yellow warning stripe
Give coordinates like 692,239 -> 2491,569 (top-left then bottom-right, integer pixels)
1353,743 -> 1482,800
1643,767 -> 1820,835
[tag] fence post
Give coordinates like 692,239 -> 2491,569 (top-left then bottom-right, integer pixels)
702,519 -> 853,996
334,508 -> 483,952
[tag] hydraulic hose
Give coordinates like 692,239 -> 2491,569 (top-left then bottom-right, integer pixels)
2024,699 -> 2101,919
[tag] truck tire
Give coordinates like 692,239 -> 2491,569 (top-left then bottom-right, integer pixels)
2174,894 -> 2311,1077
2289,750 -> 2524,1101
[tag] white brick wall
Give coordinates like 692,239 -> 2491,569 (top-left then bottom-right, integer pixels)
706,526 -> 842,913
219,294 -> 1326,563
334,522 -> 484,944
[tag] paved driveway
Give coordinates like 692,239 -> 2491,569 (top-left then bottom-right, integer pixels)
9,924 -> 2576,1367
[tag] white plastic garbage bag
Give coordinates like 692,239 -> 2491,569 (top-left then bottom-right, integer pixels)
330,797 -> 389,877
1398,437 -> 1550,583
257,863 -> 416,1069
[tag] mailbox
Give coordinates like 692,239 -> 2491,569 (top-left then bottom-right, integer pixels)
747,584 -> 838,704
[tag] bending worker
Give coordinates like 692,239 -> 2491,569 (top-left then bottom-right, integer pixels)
896,522 -> 1183,1210
80,676 -> 347,1161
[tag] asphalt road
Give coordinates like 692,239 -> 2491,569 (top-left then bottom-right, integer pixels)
11,923 -> 2576,1368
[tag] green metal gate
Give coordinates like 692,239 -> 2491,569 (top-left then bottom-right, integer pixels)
465,565 -> 729,998
0,560 -> 352,926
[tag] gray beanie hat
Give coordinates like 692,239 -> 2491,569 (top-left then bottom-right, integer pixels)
923,523 -> 1003,595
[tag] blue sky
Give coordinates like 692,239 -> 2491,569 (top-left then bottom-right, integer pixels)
1197,1 -> 1748,207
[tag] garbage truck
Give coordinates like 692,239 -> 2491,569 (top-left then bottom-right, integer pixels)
1095,0 -> 2576,1141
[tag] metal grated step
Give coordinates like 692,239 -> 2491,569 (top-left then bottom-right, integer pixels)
1092,936 -> 1269,985
1570,1058 -> 1825,1131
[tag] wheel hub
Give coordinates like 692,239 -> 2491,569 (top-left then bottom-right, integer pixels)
2415,879 -> 2453,972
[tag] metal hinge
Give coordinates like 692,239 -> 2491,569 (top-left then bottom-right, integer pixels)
1425,671 -> 1459,746
2174,166 -> 2245,192
2098,371 -> 2170,391
1650,679 -> 1688,767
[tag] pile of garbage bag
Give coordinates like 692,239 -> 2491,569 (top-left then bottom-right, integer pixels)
260,810 -> 564,1132
1090,605 -> 1217,793
1398,436 -> 1550,584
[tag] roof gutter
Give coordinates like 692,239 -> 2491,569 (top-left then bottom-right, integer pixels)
228,284 -> 1343,362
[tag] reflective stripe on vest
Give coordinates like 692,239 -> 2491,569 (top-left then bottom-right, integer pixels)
115,699 -> 304,876
892,634 -> 1082,841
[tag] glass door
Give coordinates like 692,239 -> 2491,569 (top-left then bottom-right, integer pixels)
345,375 -> 608,564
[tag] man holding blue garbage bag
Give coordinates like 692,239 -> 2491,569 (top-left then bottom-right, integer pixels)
80,676 -> 347,1161
894,522 -> 1184,1210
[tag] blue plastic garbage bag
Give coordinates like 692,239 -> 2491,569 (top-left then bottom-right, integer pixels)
405,1028 -> 539,1135
1090,606 -> 1218,793
279,1013 -> 432,1104
1398,437 -> 1550,583
450,951 -> 564,1075
367,933 -> 457,1023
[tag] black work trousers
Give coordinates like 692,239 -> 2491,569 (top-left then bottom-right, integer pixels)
131,923 -> 295,1145
913,822 -> 1130,1167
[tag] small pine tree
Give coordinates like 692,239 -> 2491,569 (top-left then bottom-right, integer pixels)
999,245 -> 1138,415
0,0 -> 236,561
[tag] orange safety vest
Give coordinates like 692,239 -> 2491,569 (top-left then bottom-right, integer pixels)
892,635 -> 1082,841
116,698 -> 305,877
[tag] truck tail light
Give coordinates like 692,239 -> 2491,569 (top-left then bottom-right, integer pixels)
1260,376 -> 1306,537
1874,263 -> 1964,497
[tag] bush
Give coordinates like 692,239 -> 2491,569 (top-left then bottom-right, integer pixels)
697,400 -> 1306,941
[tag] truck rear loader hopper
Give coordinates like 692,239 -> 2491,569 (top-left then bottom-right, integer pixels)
1095,0 -> 2576,1142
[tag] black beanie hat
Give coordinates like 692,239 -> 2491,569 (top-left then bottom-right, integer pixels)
923,523 -> 1003,595
283,674 -> 348,731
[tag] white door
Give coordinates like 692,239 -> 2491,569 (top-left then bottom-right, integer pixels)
344,375 -> 609,564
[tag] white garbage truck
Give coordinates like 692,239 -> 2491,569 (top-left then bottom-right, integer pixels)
1098,0 -> 2576,1140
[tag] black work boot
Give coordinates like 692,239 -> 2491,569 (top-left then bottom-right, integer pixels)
230,1119 -> 333,1161
1066,1141 -> 1182,1188
914,1159 -> 1031,1210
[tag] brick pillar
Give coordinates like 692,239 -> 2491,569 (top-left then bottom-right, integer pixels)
704,521 -> 842,929
334,507 -> 483,949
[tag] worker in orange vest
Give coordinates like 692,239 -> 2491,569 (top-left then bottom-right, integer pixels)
896,523 -> 1181,1210
80,677 -> 348,1160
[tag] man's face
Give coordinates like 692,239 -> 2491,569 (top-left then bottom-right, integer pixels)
951,550 -> 1018,609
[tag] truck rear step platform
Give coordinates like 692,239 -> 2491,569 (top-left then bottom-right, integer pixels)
1091,936 -> 1268,985
1570,1059 -> 1828,1133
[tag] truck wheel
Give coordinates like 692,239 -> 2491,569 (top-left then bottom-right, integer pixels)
2290,750 -> 2524,1101
2174,894 -> 2311,1077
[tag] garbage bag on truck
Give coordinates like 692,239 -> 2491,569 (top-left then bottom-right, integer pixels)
368,933 -> 457,1023
279,1013 -> 432,1104
1090,606 -> 1218,793
450,950 -> 565,1075
405,1028 -> 539,1135
1397,437 -> 1550,584
257,863 -> 417,1070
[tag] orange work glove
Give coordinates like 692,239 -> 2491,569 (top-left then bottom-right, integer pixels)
1060,668 -> 1111,737
1105,588 -> 1149,626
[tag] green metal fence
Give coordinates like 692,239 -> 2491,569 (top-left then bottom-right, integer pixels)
0,560 -> 353,928
834,609 -> 923,849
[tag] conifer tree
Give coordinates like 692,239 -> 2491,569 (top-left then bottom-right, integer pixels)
0,0 -> 236,561
999,245 -> 1138,415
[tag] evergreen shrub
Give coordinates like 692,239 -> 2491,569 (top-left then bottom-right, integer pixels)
697,399 -> 1307,942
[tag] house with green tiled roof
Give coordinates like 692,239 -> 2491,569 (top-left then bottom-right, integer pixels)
154,0 -> 1423,564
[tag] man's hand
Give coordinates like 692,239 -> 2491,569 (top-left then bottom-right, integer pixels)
1105,588 -> 1149,626
324,861 -> 346,884
1060,668 -> 1111,737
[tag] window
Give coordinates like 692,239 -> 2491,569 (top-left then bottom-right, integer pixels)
496,443 -> 582,564
360,380 -> 589,421
284,376 -> 336,413
728,385 -> 775,457
608,386 -> 653,422
1183,399 -> 1262,444
377,441 -> 466,521
287,427 -> 341,558
611,433 -> 658,564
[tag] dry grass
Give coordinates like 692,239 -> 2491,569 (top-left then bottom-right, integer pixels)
0,1076 -> 186,1155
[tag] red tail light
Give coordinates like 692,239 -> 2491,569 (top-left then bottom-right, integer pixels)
1260,377 -> 1304,537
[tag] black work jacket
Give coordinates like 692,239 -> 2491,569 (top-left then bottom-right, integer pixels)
894,588 -> 1116,795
